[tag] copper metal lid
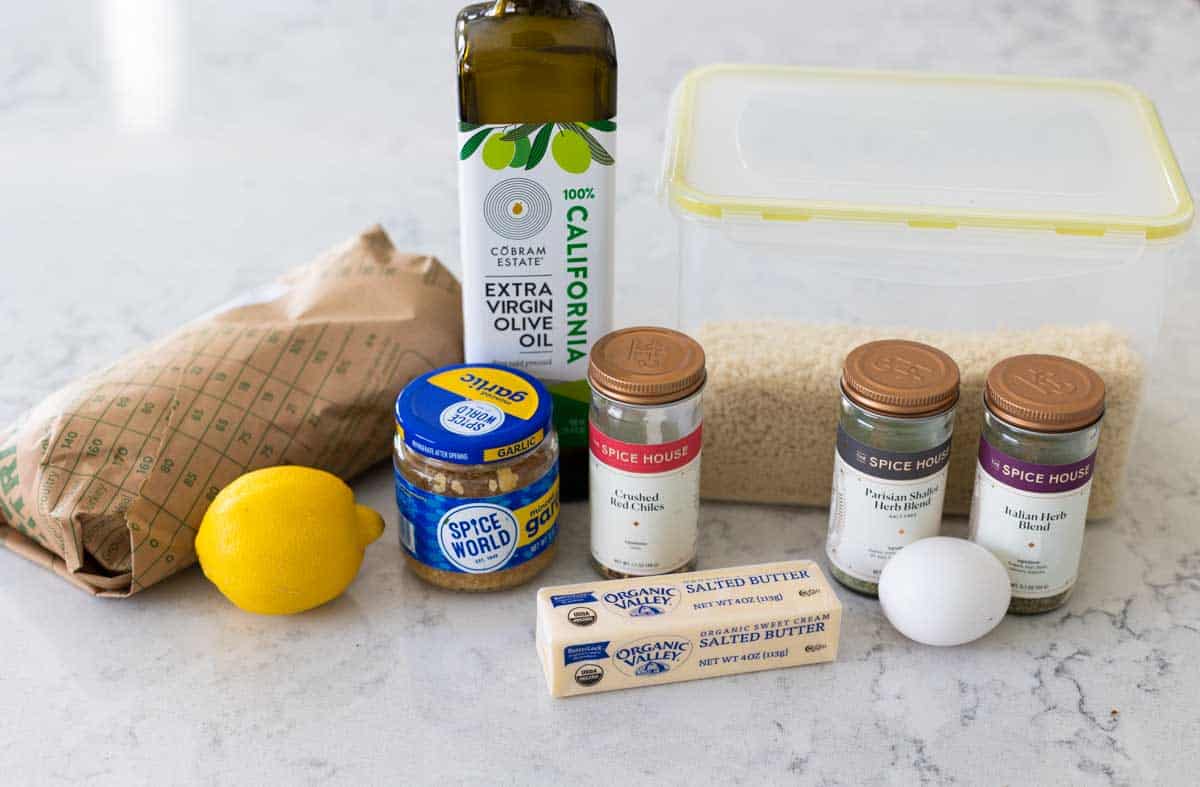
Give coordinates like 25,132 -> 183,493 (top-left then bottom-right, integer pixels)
588,326 -> 706,405
985,354 -> 1106,432
841,339 -> 960,417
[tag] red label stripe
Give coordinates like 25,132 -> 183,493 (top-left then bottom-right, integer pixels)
589,422 -> 703,475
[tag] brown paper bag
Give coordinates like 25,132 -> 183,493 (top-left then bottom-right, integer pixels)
0,226 -> 462,596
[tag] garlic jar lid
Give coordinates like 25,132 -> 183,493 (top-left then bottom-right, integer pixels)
588,327 -> 706,405
841,339 -> 960,417
394,363 -> 552,464
985,354 -> 1106,432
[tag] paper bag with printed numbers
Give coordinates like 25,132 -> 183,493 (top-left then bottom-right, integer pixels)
0,226 -> 462,596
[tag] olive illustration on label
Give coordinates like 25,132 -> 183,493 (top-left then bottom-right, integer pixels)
460,121 -> 615,173
482,132 -> 517,170
551,129 -> 591,174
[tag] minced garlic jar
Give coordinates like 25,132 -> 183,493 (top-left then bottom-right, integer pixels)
394,363 -> 560,591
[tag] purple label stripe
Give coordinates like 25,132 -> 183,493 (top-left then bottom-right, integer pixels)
978,437 -> 1096,494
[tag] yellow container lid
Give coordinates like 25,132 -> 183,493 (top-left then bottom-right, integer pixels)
664,65 -> 1193,239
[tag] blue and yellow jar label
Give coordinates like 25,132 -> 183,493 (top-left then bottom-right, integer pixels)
394,363 -> 553,466
396,463 -> 559,574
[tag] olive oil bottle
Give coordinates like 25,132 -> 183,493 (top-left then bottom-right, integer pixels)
456,0 -> 617,501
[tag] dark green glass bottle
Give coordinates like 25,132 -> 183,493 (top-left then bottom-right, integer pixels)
456,0 -> 617,502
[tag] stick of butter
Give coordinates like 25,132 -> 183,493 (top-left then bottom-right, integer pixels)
535,560 -> 841,697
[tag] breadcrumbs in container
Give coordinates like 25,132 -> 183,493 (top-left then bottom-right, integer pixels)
663,67 -> 1190,524
394,363 -> 560,591
698,322 -> 1141,520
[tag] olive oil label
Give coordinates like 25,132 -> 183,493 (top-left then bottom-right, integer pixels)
458,120 -> 615,449
588,422 -> 701,576
968,437 -> 1095,599
826,426 -> 951,583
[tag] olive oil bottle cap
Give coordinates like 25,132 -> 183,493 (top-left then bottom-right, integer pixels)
588,327 -> 706,405
841,340 -> 960,417
985,354 -> 1105,432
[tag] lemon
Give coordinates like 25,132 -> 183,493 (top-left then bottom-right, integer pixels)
195,466 -> 384,615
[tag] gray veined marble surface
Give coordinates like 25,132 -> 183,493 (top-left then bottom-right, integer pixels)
2,1 -> 1200,785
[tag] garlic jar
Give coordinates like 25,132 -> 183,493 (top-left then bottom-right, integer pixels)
394,364 -> 560,591
969,355 -> 1105,614
826,340 -> 960,596
588,327 -> 706,579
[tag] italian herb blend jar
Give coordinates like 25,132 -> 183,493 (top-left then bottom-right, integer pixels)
394,363 -> 560,591
969,354 -> 1105,614
588,327 -> 706,579
826,340 -> 960,596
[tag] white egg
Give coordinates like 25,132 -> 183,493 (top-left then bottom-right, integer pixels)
878,537 -> 1011,647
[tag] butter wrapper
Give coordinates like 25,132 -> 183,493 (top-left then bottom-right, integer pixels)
535,560 -> 841,698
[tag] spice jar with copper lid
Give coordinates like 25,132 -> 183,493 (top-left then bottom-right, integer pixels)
588,326 -> 706,579
826,339 -> 960,596
969,354 -> 1105,614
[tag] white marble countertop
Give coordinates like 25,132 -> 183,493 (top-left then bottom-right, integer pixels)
3,1 -> 1200,785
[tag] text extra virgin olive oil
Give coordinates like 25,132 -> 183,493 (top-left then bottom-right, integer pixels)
456,0 -> 617,501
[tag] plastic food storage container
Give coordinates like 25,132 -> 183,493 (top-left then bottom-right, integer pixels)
662,65 -> 1193,519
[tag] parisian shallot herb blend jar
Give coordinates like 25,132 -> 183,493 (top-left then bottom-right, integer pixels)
826,340 -> 960,596
588,327 -> 706,579
969,354 -> 1105,614
394,363 -> 560,591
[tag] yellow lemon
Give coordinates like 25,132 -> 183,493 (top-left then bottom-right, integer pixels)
195,466 -> 385,615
